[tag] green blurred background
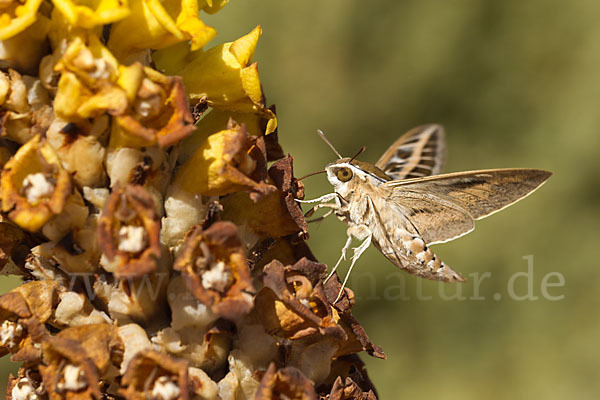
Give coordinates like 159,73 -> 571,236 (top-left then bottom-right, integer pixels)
3,0 -> 600,398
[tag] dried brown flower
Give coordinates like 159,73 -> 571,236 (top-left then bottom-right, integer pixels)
97,184 -> 161,278
119,349 -> 189,400
173,221 -> 254,320
39,324 -> 123,400
255,362 -> 318,400
254,258 -> 346,341
114,65 -> 195,148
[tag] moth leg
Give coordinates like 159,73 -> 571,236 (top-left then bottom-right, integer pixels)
325,233 -> 352,283
307,208 -> 335,223
296,192 -> 337,204
335,234 -> 372,303
304,202 -> 337,218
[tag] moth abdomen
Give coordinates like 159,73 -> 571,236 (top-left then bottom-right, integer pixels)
395,233 -> 465,282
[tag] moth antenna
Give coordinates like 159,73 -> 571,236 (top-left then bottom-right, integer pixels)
349,146 -> 366,163
317,129 -> 343,159
297,170 -> 326,181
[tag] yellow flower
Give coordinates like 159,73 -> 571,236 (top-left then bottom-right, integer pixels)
159,26 -> 267,113
179,107 -> 279,164
53,34 -> 128,120
173,120 -> 273,197
52,0 -> 130,29
0,135 -> 72,232
0,0 -> 43,40
0,9 -> 50,74
107,0 -> 218,62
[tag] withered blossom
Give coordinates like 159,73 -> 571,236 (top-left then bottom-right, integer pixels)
0,221 -> 29,274
38,217 -> 100,274
97,184 -> 161,278
0,280 -> 60,362
319,355 -> 378,400
39,324 -> 123,399
323,277 -> 385,360
222,155 -> 308,244
40,189 -> 89,242
173,221 -> 254,320
255,363 -> 318,400
1,135 -> 72,232
326,377 -> 377,400
152,320 -> 234,377
45,117 -> 109,188
6,367 -> 45,400
119,349 -> 189,400
254,258 -> 346,341
0,69 -> 53,145
0,0 -> 44,40
93,260 -> 170,325
112,64 -> 195,148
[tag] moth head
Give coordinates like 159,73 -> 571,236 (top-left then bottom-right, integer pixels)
326,159 -> 389,194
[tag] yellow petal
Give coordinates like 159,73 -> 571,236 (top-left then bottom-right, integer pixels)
52,0 -> 131,29
178,108 -> 278,164
0,14 -> 50,74
199,0 -> 228,14
174,122 -> 269,196
176,26 -> 266,113
177,0 -> 216,51
53,35 -> 128,120
0,0 -> 43,40
108,0 -> 216,62
229,25 -> 261,66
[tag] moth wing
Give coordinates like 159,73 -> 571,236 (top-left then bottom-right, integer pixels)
385,168 -> 552,244
375,124 -> 446,180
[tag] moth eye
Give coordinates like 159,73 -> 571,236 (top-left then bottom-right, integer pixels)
336,167 -> 353,182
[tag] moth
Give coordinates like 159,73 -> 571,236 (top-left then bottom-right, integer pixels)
298,124 -> 551,300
